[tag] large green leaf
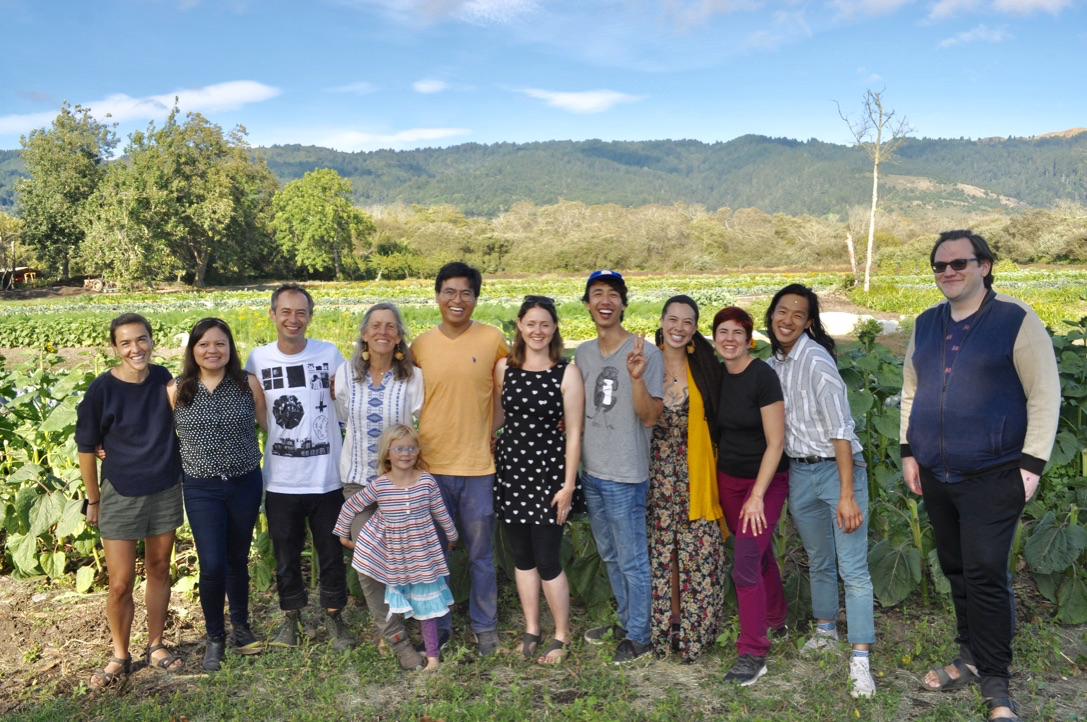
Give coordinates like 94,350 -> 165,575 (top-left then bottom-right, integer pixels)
75,565 -> 96,593
927,547 -> 951,596
5,532 -> 40,575
1024,513 -> 1087,574
868,539 -> 921,607
848,388 -> 875,418
7,463 -> 45,485
40,550 -> 67,580
1057,573 -> 1087,625
250,560 -> 273,591
40,397 -> 79,433
446,546 -> 471,604
28,491 -> 64,538
1033,570 -> 1063,603
1047,431 -> 1082,468
871,411 -> 901,443
54,498 -> 86,538
783,572 -> 812,627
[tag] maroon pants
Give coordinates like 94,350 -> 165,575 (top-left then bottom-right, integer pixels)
718,470 -> 789,657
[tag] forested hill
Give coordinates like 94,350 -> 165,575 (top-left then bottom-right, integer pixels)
256,134 -> 1087,216
2,133 -> 1085,216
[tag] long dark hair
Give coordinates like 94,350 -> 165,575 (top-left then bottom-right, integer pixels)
509,296 -> 564,368
175,318 -> 249,408
765,284 -> 836,359
655,294 -> 721,429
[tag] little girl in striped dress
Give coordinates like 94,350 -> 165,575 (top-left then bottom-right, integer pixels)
335,423 -> 458,671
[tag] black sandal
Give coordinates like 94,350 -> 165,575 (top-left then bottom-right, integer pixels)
89,654 -> 131,689
986,697 -> 1022,722
146,643 -> 185,672
520,632 -> 542,661
538,638 -> 568,665
921,657 -> 980,692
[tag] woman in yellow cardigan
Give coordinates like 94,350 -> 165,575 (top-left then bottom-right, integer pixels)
648,295 -> 726,662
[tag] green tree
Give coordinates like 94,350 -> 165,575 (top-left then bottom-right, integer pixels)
0,211 -> 23,289
272,168 -> 375,278
81,106 -> 277,287
16,103 -> 117,279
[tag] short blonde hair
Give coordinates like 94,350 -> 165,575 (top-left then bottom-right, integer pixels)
376,424 -> 427,475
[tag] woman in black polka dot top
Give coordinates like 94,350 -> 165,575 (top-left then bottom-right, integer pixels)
492,296 -> 585,664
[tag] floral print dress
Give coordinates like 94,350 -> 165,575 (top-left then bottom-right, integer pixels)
647,400 -> 725,662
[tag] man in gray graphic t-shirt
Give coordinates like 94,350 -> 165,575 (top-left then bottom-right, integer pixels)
574,270 -> 663,665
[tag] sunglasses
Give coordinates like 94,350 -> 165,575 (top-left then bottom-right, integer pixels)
523,295 -> 555,306
932,257 -> 979,274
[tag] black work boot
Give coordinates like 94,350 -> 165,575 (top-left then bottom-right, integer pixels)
269,610 -> 302,648
203,635 -> 226,672
231,622 -> 264,655
325,609 -> 357,651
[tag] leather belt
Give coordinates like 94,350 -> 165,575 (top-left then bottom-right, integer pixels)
790,456 -> 835,464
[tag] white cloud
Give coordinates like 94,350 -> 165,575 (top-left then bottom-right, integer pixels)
338,0 -> 537,25
294,127 -> 471,152
413,79 -> 449,94
326,81 -> 379,95
516,88 -> 642,114
0,80 -> 280,136
927,0 -> 980,20
938,24 -> 1010,48
742,10 -> 811,51
830,0 -> 915,18
663,0 -> 762,32
855,67 -> 884,84
992,0 -> 1072,13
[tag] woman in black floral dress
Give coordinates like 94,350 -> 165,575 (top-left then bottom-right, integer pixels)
493,296 -> 585,664
648,295 -> 725,662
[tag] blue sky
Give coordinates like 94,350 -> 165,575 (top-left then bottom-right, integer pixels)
1,0 -> 1084,153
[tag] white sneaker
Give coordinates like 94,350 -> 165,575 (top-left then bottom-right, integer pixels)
849,656 -> 876,699
800,626 -> 839,654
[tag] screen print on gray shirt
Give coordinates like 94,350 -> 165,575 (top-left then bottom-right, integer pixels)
575,335 -> 664,484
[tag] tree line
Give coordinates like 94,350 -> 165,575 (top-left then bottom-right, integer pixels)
4,104 -> 1087,288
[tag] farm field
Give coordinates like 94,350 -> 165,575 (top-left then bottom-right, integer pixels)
1,268 -> 1086,721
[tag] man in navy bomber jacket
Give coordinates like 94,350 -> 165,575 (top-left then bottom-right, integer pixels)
900,230 -> 1060,722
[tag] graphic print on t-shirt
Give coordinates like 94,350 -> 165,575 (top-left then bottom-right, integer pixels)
587,366 -> 620,429
265,362 -> 332,458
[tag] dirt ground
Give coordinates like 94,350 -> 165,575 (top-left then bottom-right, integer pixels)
1,571 -> 1084,719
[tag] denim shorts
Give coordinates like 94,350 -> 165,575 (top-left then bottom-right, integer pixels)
99,478 -> 184,541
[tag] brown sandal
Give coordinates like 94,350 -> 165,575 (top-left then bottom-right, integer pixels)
89,654 -> 131,689
146,643 -> 184,672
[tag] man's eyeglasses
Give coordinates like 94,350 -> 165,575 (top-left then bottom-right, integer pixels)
439,289 -> 476,301
391,445 -> 419,454
932,257 -> 979,274
523,295 -> 555,306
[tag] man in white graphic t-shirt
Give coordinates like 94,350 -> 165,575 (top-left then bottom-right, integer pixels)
245,283 -> 354,650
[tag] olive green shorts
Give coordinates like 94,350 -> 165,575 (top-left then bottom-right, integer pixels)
99,478 -> 184,541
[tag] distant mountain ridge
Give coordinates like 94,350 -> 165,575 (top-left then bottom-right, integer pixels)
2,132 -> 1085,217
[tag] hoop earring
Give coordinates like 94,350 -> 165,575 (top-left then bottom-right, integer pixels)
360,341 -> 370,362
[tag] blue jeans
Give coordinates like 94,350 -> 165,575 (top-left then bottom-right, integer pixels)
433,474 -> 497,634
582,472 -> 651,646
787,455 -> 875,645
183,467 -> 264,637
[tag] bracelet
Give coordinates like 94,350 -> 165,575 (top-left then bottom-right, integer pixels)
86,500 -> 100,506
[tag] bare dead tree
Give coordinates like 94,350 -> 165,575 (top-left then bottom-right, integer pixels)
837,89 -> 915,291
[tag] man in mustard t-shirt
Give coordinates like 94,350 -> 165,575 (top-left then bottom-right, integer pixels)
412,262 -> 509,656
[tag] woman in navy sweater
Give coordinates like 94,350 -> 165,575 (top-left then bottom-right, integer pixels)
76,313 -> 185,687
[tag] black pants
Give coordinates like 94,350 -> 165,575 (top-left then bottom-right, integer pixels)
265,489 -> 347,611
921,466 -> 1025,699
504,520 -> 565,581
